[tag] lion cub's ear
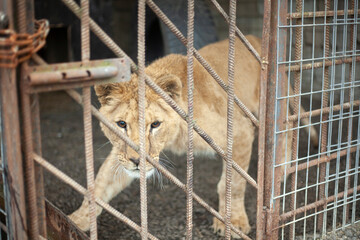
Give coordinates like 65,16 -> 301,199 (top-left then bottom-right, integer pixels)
156,74 -> 182,101
94,83 -> 123,105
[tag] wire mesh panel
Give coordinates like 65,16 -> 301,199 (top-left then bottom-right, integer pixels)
264,0 -> 360,239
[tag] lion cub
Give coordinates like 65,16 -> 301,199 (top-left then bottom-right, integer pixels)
69,35 -> 316,237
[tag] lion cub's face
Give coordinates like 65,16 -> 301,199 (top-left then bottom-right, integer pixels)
95,74 -> 182,178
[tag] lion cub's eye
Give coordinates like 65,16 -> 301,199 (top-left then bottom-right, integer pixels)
117,121 -> 127,129
150,121 -> 161,129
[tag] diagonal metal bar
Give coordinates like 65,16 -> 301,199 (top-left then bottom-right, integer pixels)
58,0 -> 257,189
33,154 -> 158,240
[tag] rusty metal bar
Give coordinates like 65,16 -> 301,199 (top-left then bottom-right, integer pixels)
186,0 -> 194,238
0,1 -> 28,239
289,0 -> 303,237
286,100 -> 360,123
65,89 -> 251,240
137,0 -> 148,239
31,93 -> 47,238
224,0 -> 236,238
256,0 -> 271,237
285,146 -> 358,175
262,0 -> 288,239
286,56 -> 360,72
58,0 -> 258,189
287,9 -> 360,19
17,0 -> 40,238
208,0 -> 261,63
28,66 -> 118,85
80,0 -> 97,239
279,185 -> 360,222
33,154 -> 159,240
317,0 -> 331,232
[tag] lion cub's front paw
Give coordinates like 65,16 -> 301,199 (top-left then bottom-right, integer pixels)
68,211 -> 90,232
212,217 -> 251,239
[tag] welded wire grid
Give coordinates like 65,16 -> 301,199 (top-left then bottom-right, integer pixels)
26,0 -> 262,239
271,0 -> 360,239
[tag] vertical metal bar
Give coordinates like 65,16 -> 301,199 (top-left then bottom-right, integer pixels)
17,0 -> 40,238
317,0 -> 331,233
350,0 -> 359,224
81,0 -> 97,239
138,0 -> 148,239
224,0 -> 236,238
31,93 -> 47,238
257,0 -> 272,238
186,0 -> 194,239
289,0 -> 303,238
0,2 -> 28,237
263,0 -> 288,239
344,0 -> 356,223
24,0 -> 47,236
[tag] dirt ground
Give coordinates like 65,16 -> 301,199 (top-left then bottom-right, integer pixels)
40,91 -> 359,239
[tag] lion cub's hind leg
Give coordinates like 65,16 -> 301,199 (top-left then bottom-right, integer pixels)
212,126 -> 255,238
68,149 -> 134,231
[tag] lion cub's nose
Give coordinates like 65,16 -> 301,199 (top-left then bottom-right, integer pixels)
129,157 -> 140,167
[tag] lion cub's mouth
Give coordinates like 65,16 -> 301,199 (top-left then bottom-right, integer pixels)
124,168 -> 155,179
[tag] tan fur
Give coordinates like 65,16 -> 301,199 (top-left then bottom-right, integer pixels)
69,36 -> 317,237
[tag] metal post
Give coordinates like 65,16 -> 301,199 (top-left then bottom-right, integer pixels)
0,2 -> 28,235
263,0 -> 288,239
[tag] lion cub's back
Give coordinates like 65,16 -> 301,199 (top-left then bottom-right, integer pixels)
198,35 -> 261,114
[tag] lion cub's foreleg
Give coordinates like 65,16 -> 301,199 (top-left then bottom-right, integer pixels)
212,129 -> 254,238
68,148 -> 134,231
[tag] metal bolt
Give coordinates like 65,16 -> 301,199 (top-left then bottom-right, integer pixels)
0,12 -> 9,29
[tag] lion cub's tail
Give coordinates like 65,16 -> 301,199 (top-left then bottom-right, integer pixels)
288,86 -> 319,148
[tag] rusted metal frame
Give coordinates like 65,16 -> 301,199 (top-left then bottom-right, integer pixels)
344,0 -> 356,224
137,0 -> 148,239
0,1 -> 28,239
286,55 -> 360,72
256,0 -> 271,238
207,0 -> 261,63
186,0 -> 195,238
80,0 -> 97,239
45,200 -> 89,240
17,0 -> 42,238
224,0 -> 236,238
146,0 -> 259,128
262,0 -> 288,239
59,0 -> 258,189
317,0 -> 331,233
65,89 -> 251,240
279,184 -> 360,222
33,154 -> 159,240
287,9 -> 360,19
284,146 -> 358,175
286,100 -> 360,123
